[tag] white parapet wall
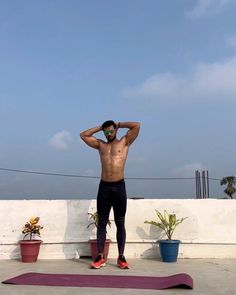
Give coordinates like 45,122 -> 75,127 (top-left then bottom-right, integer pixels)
0,199 -> 236,260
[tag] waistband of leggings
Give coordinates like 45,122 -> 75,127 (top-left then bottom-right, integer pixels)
100,179 -> 125,185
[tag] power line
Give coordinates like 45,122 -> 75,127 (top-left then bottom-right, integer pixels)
0,167 -> 98,179
0,167 -> 222,181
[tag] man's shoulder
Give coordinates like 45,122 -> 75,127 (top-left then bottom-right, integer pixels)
97,139 -> 106,145
97,139 -> 107,148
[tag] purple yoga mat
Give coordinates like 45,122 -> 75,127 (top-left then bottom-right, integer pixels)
2,272 -> 193,289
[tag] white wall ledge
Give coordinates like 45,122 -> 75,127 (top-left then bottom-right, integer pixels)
1,199 -> 236,259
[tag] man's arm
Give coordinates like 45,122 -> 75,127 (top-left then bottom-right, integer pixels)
80,125 -> 102,149
118,122 -> 140,145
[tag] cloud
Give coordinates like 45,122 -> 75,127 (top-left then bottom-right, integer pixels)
123,55 -> 236,103
49,130 -> 73,150
186,0 -> 233,19
171,162 -> 207,178
225,35 -> 236,49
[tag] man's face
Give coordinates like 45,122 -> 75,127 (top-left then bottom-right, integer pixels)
103,126 -> 117,142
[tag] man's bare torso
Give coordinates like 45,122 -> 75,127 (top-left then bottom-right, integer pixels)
98,137 -> 129,181
80,121 -> 140,181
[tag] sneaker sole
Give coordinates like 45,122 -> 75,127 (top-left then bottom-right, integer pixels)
117,265 -> 129,269
91,263 -> 106,269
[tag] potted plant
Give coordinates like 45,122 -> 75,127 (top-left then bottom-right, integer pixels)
144,210 -> 187,262
87,211 -> 112,261
19,216 -> 43,263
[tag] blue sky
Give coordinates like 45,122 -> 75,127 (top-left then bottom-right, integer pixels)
0,0 -> 235,199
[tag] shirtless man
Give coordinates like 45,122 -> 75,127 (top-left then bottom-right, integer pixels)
80,120 -> 140,269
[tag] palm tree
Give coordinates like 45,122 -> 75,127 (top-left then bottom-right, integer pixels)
220,176 -> 236,199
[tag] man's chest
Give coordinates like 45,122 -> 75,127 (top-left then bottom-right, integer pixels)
99,142 -> 127,157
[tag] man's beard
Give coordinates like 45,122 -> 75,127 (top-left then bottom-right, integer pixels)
107,136 -> 116,142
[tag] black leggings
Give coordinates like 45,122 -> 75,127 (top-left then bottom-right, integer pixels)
97,179 -> 127,255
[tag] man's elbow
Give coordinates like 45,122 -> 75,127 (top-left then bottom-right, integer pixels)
136,122 -> 140,130
80,132 -> 86,140
135,122 -> 140,136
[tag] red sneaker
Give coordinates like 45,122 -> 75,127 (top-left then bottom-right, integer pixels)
91,255 -> 106,269
117,255 -> 129,269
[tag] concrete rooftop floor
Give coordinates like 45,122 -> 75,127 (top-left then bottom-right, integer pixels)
0,258 -> 236,295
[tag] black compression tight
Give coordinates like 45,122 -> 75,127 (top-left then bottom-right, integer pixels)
96,179 -> 127,255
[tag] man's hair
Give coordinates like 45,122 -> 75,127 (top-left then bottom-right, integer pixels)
102,120 -> 116,130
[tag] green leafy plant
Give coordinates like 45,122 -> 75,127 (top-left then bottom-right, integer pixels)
144,210 -> 187,240
220,176 -> 236,199
22,217 -> 43,240
87,211 -> 112,230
